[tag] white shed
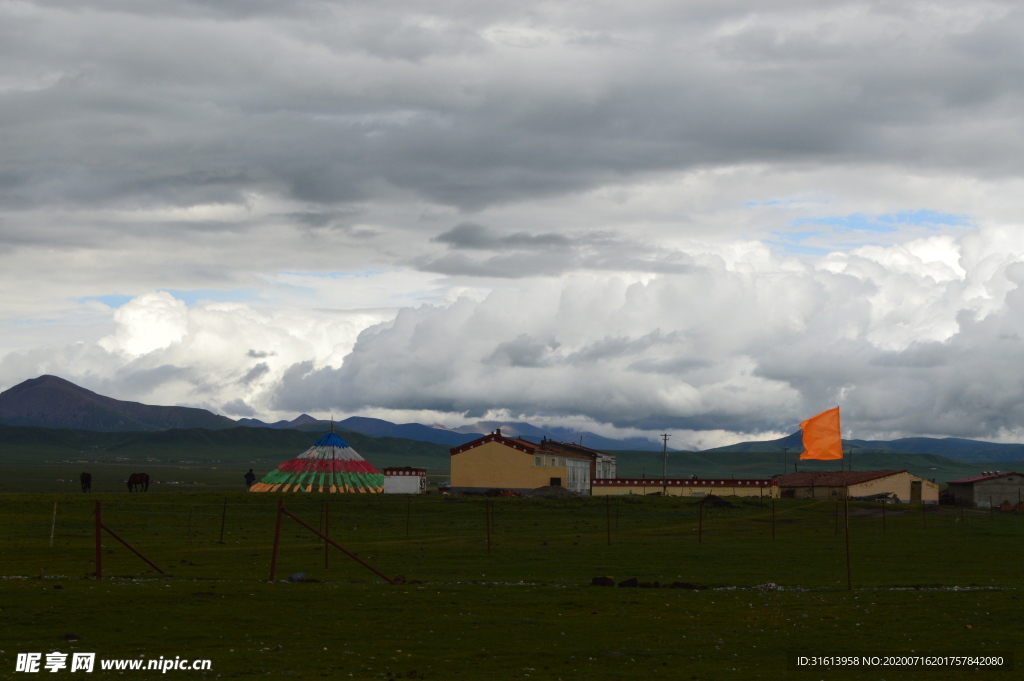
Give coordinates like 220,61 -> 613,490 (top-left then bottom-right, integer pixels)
383,467 -> 427,494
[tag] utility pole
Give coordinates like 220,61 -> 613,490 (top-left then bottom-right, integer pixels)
661,433 -> 670,495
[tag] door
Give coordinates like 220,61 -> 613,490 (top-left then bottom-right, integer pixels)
911,480 -> 922,503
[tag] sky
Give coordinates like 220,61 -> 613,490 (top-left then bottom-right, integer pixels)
4,1 -> 1024,449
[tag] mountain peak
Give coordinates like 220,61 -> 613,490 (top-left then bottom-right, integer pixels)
18,374 -> 94,392
0,375 -> 238,432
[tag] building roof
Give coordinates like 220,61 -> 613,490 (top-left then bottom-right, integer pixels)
947,471 -> 1023,485
775,470 -> 909,488
539,439 -> 614,459
450,430 -> 540,456
450,429 -> 607,460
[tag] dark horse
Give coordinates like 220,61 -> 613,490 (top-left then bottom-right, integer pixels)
80,472 -> 91,493
127,473 -> 150,492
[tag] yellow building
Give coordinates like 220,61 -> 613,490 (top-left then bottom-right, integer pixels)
775,470 -> 939,503
591,477 -> 779,498
450,429 -> 613,494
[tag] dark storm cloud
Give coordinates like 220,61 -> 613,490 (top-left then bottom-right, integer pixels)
83,361 -> 224,410
5,1 -> 1024,218
415,252 -> 578,278
417,250 -> 695,278
282,209 -> 362,231
432,223 -> 574,250
240,362 -> 270,385
272,359 -> 466,415
419,224 -> 696,277
102,364 -> 190,397
565,331 -> 681,365
221,397 -> 256,417
484,334 -> 560,368
628,357 -> 713,375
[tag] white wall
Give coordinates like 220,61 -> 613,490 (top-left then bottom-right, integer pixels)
384,475 -> 424,494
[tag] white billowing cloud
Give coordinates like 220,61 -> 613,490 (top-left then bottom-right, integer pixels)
100,292 -> 188,356
274,256 -> 834,431
0,292 -> 395,419
269,225 -> 1024,440
6,225 -> 1024,442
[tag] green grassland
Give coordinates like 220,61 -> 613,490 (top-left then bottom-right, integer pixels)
1,421 -> 1014,497
1,488 -> 1022,680
0,424 -> 452,494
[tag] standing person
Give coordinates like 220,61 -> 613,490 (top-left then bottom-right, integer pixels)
244,469 -> 256,490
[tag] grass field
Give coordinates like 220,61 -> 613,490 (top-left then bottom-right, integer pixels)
3,421 -> 1014,487
1,483 -> 1022,680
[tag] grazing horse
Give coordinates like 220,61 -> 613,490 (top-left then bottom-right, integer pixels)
127,473 -> 150,492
80,472 -> 92,493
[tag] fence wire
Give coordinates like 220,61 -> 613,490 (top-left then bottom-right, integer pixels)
1,495 -> 1019,588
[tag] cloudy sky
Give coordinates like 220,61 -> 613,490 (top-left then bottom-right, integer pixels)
4,0 -> 1024,448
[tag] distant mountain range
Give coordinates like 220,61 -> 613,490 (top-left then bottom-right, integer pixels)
0,375 -> 237,432
238,415 -> 481,445
450,420 -> 670,452
4,375 -> 1024,464
0,376 -> 667,450
238,415 -> 669,450
706,431 -> 1024,464
237,413 -> 324,430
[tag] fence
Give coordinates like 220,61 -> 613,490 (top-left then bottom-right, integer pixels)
1,494 -> 1020,589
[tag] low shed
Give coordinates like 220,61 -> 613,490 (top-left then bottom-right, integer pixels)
946,472 -> 1024,509
383,467 -> 427,494
592,478 -> 778,498
775,470 -> 939,503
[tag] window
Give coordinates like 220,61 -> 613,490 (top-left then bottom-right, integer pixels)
535,457 -> 541,467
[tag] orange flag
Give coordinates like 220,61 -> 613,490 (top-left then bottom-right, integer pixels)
799,407 -> 843,460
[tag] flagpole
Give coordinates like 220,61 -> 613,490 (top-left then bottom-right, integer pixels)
844,496 -> 852,590
839,405 -> 844,472
661,433 -> 670,496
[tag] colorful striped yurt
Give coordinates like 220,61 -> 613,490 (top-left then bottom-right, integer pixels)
249,429 -> 384,493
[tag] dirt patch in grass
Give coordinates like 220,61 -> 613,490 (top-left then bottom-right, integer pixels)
527,486 -> 580,498
845,506 -> 908,518
701,494 -> 735,508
